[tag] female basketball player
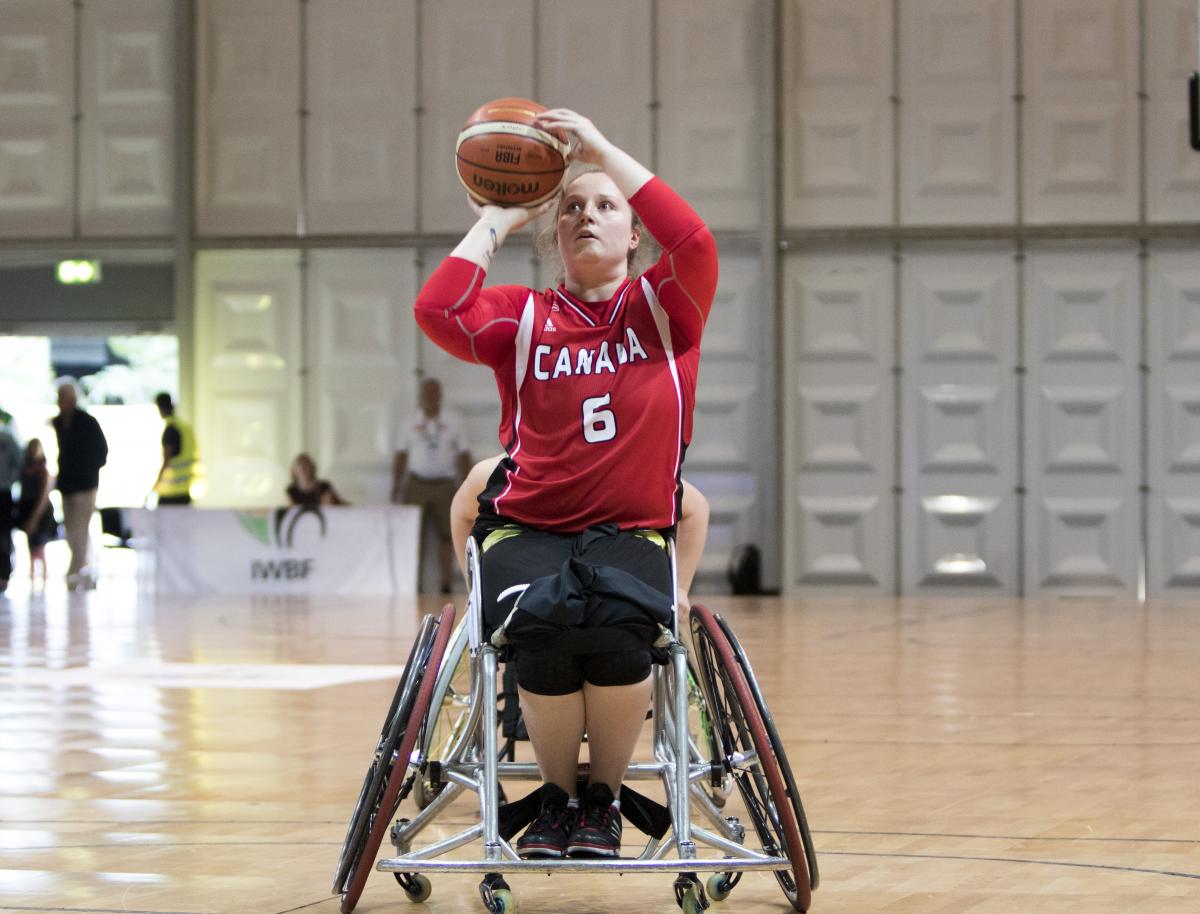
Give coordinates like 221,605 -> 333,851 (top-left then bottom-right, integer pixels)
415,108 -> 717,859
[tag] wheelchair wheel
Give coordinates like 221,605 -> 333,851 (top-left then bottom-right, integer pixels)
689,604 -> 813,912
332,603 -> 456,914
711,613 -> 819,892
414,618 -> 473,808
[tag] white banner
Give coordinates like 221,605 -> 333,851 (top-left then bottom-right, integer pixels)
129,506 -> 420,595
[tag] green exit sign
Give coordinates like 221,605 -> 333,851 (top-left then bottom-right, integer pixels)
56,259 -> 102,284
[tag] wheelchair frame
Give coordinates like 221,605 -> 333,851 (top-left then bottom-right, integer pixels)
333,535 -> 817,913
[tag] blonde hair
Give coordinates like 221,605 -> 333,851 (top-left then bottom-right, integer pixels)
534,163 -> 658,286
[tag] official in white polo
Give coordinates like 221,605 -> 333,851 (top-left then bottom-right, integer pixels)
392,378 -> 472,593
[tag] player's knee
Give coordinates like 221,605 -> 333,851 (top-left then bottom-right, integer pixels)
515,649 -> 584,696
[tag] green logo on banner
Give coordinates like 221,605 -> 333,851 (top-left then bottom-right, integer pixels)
236,507 -> 327,549
236,512 -> 272,545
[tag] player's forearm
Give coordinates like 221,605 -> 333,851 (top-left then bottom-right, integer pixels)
593,140 -> 654,201
450,213 -> 511,271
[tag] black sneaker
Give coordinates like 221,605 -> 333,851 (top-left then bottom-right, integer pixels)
515,784 -> 574,858
567,782 -> 622,858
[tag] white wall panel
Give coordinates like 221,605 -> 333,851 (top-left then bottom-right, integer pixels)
79,0 -> 174,236
195,0 -> 300,235
420,0 -> 534,234
785,251 -> 895,591
900,246 -> 1017,593
416,248 -> 536,458
1146,0 -> 1200,222
1023,246 -> 1139,595
1021,0 -> 1138,224
655,0 -> 764,230
899,0 -> 1016,225
688,253 -> 777,590
538,0 -> 651,166
307,251 -> 419,503
657,0 -> 758,227
194,251 -> 302,506
306,0 -> 416,234
783,0 -> 894,227
1147,245 -> 1200,595
0,0 -> 73,237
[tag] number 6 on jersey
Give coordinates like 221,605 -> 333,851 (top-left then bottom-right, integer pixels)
582,393 -> 617,443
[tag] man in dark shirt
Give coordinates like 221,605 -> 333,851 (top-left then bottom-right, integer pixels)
0,408 -> 21,591
52,381 -> 108,590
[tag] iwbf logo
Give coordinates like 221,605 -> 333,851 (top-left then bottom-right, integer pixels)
237,506 -> 327,581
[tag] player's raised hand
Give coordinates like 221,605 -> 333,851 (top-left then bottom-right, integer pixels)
535,109 -> 611,165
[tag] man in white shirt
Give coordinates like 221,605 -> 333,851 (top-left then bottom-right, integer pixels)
392,378 -> 472,593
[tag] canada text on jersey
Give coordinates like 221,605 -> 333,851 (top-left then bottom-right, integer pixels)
531,326 -> 650,381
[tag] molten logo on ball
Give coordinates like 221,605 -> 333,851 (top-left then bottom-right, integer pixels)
473,175 -> 544,198
456,96 -> 569,207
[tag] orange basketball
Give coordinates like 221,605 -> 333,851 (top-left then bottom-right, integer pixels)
455,97 -> 570,207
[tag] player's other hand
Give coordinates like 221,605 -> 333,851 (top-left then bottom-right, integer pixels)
468,197 -> 555,232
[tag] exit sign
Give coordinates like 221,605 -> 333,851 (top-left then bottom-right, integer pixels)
56,259 -> 102,284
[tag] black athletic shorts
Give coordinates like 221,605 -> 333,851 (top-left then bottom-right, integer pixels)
471,514 -> 674,694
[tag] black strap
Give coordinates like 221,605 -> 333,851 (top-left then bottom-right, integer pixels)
497,782 -> 673,843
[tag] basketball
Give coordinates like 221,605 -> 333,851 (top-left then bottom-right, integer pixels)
455,97 -> 570,207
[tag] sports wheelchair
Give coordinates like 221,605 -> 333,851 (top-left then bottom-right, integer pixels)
332,537 -> 818,913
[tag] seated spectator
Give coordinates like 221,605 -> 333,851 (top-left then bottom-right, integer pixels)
286,453 -> 347,507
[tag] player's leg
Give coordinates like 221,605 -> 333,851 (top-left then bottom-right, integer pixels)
580,672 -> 653,793
569,529 -> 674,857
675,479 -> 710,611
474,519 -> 581,857
451,454 -> 505,575
516,678 -> 586,793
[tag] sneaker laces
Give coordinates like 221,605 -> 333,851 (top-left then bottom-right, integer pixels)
582,802 -> 614,831
533,803 -> 572,832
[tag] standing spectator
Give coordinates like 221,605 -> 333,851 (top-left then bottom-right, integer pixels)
0,408 -> 21,592
152,392 -> 199,505
391,378 -> 472,594
16,438 -> 56,590
52,380 -> 108,590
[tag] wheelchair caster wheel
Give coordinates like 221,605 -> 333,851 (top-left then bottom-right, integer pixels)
488,888 -> 516,913
674,875 -> 710,912
394,872 -> 431,903
479,874 -> 515,913
705,874 -> 733,902
681,886 -> 709,914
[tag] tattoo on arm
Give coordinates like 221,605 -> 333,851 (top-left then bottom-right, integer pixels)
483,227 -> 498,267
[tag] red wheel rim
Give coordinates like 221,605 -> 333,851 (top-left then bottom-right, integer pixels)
690,604 -> 811,912
340,603 -> 457,914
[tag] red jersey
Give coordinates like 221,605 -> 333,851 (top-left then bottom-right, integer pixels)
414,177 -> 717,533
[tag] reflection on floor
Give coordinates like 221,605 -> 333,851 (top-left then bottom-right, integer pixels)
2,574 -> 1199,913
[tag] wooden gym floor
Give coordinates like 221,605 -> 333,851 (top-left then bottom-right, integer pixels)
2,567 -> 1199,913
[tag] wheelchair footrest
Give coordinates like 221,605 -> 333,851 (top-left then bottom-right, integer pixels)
497,783 -> 671,842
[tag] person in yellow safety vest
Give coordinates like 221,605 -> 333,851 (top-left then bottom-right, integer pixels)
153,393 -> 199,506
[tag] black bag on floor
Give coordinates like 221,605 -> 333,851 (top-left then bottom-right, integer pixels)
727,543 -> 763,595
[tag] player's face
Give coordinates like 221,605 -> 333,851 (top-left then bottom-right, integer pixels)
556,172 -> 638,278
